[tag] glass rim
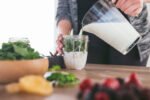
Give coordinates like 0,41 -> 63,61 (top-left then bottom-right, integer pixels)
8,37 -> 30,43
63,35 -> 88,37
63,35 -> 89,41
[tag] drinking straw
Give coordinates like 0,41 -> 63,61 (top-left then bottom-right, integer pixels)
79,29 -> 83,36
69,29 -> 74,52
70,29 -> 73,36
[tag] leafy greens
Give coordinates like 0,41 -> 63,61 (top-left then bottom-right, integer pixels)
0,41 -> 41,60
46,72 -> 79,87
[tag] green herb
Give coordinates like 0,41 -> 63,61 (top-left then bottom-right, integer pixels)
0,41 -> 41,60
48,65 -> 62,71
63,37 -> 86,52
46,72 -> 79,87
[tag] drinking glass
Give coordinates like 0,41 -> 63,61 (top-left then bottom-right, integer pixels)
63,35 -> 88,70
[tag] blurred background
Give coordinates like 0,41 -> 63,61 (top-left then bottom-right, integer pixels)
0,0 -> 149,65
0,0 -> 55,56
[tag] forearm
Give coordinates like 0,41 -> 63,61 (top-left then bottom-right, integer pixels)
56,0 -> 72,35
144,0 -> 150,3
57,19 -> 72,35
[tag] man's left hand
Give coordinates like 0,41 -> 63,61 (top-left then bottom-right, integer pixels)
112,0 -> 143,16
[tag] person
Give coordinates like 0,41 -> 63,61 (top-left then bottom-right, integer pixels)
55,0 -> 150,66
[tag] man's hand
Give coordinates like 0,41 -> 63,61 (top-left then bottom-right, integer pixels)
54,20 -> 72,56
55,34 -> 64,56
112,0 -> 144,16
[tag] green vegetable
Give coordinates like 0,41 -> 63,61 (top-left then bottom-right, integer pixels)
46,72 -> 79,87
48,65 -> 62,71
0,41 -> 41,60
63,37 -> 86,52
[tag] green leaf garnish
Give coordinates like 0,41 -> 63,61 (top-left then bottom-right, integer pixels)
49,65 -> 62,71
46,72 -> 79,87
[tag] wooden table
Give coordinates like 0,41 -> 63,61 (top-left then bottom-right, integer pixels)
0,64 -> 150,100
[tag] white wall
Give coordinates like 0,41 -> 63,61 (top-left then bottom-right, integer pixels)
0,0 -> 55,56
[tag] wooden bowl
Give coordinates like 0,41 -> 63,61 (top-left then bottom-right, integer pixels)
0,58 -> 48,83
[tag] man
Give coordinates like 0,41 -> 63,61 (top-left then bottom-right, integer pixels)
55,0 -> 150,66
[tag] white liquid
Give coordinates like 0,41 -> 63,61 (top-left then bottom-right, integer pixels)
63,51 -> 87,70
82,22 -> 141,54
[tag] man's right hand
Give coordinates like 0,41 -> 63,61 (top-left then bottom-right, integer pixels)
112,0 -> 143,16
55,34 -> 64,56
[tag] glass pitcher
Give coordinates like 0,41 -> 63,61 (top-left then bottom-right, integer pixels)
82,0 -> 141,55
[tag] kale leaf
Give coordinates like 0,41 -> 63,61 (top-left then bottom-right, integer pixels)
0,41 -> 41,60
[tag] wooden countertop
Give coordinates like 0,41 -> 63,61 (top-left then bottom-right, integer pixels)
0,64 -> 150,100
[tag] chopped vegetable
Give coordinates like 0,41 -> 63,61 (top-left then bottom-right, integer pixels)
0,41 -> 41,60
63,37 -> 86,52
46,72 -> 79,87
48,65 -> 62,71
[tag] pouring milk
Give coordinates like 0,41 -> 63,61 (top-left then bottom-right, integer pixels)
81,22 -> 141,55
80,0 -> 141,55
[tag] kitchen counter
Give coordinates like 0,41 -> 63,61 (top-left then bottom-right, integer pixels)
0,64 -> 150,100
